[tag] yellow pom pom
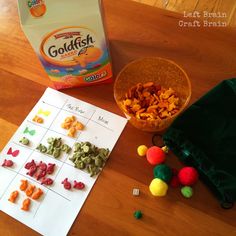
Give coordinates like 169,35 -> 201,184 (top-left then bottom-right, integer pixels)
137,145 -> 148,156
149,178 -> 168,196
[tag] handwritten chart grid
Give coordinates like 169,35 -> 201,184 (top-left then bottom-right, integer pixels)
0,88 -> 127,236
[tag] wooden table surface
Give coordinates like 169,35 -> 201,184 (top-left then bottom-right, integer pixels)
0,0 -> 236,235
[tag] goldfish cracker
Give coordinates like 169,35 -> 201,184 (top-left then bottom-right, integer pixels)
72,121 -> 84,131
61,116 -> 84,136
32,115 -> 43,123
61,122 -> 71,130
20,179 -> 28,191
32,188 -> 43,200
25,184 -> 35,197
65,116 -> 75,123
21,198 -> 31,211
8,190 -> 19,203
68,127 -> 76,137
122,82 -> 180,122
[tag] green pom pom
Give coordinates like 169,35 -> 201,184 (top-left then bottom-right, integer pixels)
153,164 -> 172,183
181,186 -> 193,198
134,210 -> 142,219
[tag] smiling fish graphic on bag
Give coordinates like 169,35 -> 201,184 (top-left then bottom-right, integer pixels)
73,46 -> 103,68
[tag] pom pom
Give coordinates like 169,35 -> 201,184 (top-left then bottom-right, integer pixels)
149,178 -> 168,196
137,145 -> 148,157
178,167 -> 199,186
146,146 -> 166,165
170,175 -> 180,188
134,210 -> 143,219
153,164 -> 172,183
181,186 -> 193,198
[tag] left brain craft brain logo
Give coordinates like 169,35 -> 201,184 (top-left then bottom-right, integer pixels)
40,27 -> 103,68
27,0 -> 46,17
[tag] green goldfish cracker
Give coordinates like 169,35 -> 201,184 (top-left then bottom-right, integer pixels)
69,141 -> 109,177
19,137 -> 30,146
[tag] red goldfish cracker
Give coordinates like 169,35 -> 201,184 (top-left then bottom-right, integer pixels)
31,188 -> 43,200
32,115 -> 43,123
20,179 -> 28,191
25,184 -> 35,197
21,198 -> 31,211
8,190 -> 19,203
122,82 -> 180,121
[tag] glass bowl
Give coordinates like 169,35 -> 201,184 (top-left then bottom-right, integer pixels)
114,57 -> 191,133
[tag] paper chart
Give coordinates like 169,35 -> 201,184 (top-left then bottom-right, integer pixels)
0,88 -> 127,236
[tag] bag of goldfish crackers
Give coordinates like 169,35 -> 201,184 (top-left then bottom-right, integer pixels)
17,0 -> 112,90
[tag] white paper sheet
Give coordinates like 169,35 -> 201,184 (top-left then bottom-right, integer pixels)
0,88 -> 127,236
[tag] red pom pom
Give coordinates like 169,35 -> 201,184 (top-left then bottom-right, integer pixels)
146,146 -> 166,165
178,167 -> 199,186
170,175 -> 180,188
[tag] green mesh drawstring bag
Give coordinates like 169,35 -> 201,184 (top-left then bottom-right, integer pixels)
163,78 -> 236,209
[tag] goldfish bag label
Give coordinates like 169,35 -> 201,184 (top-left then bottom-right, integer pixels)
17,0 -> 112,90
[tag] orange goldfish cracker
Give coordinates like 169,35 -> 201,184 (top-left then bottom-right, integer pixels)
61,122 -> 71,130
68,127 -> 76,137
123,99 -> 132,106
25,184 -> 35,197
20,179 -> 28,191
122,82 -> 180,121
143,82 -> 154,88
72,121 -> 84,130
168,95 -> 179,105
136,108 -> 146,114
8,190 -> 19,203
64,116 -> 75,123
157,101 -> 169,109
147,105 -> 158,113
160,110 -> 171,118
62,116 -> 85,136
167,103 -> 176,111
132,104 -> 141,112
142,91 -> 151,98
32,115 -> 43,123
171,109 -> 179,115
31,188 -> 43,200
140,113 -> 155,119
160,88 -> 175,99
21,198 -> 31,211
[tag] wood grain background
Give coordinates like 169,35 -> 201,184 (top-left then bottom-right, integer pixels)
0,0 -> 236,235
133,0 -> 236,26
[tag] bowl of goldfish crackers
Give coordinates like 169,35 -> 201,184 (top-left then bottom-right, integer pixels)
114,57 -> 191,132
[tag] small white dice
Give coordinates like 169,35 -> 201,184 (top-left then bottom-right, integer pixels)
132,188 -> 140,196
